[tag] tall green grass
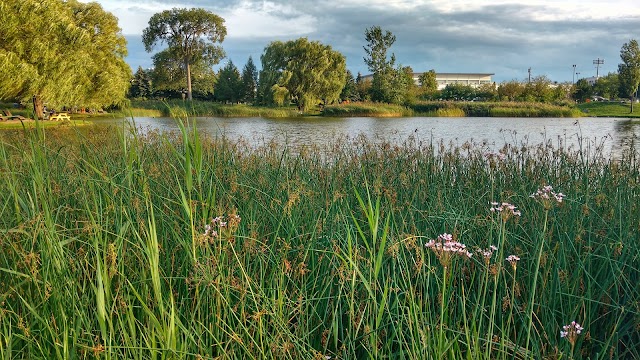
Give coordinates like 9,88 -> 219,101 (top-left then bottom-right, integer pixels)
130,100 -> 302,118
0,121 -> 638,359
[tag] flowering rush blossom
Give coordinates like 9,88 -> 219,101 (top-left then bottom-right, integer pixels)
530,185 -> 565,209
478,245 -> 498,265
490,202 -> 522,221
506,254 -> 520,270
560,321 -> 584,345
426,233 -> 472,267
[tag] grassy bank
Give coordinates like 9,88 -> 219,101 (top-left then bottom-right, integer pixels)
321,102 -> 411,117
1,122 -> 638,359
577,101 -> 640,118
130,99 -> 303,118
410,101 -> 584,117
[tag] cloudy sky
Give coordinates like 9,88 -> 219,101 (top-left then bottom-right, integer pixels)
90,0 -> 640,83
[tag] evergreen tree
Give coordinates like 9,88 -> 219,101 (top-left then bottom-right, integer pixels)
129,66 -> 153,99
340,70 -> 360,102
241,56 -> 258,103
215,60 -> 242,103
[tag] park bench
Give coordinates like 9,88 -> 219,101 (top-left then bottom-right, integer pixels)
49,112 -> 71,121
2,109 -> 26,120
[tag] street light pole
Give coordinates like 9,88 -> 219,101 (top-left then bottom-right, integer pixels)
593,58 -> 604,78
572,64 -> 576,84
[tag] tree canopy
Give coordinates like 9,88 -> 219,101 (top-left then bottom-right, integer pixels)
363,26 -> 397,103
0,0 -> 131,117
142,8 -> 226,101
260,38 -> 347,111
618,39 -> 640,112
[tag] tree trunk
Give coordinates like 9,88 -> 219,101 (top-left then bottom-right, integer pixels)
32,95 -> 44,120
185,60 -> 193,101
632,96 -> 635,113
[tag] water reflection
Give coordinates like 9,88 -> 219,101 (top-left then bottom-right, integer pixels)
98,116 -> 640,158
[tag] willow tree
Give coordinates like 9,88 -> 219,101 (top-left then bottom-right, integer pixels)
0,0 -> 131,118
142,8 -> 226,101
260,38 -> 347,111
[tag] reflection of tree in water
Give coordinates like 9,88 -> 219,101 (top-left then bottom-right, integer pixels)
613,119 -> 640,156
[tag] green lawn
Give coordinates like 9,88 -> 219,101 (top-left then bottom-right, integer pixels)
577,100 -> 640,117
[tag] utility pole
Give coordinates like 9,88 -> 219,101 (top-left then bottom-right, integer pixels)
572,64 -> 576,84
593,58 -> 604,78
528,67 -> 531,83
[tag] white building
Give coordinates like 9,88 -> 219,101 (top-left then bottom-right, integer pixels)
361,72 -> 494,90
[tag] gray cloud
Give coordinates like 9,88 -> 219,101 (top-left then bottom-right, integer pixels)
116,0 -> 640,83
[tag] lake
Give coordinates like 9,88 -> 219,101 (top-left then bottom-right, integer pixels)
99,116 -> 640,157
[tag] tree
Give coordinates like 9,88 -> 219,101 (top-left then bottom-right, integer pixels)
240,56 -> 258,103
215,60 -> 242,103
363,26 -> 396,103
497,80 -> 524,101
355,73 -> 371,101
441,83 -> 476,101
618,39 -> 640,112
142,8 -> 226,101
593,72 -> 619,99
129,67 -> 153,99
149,48 -> 216,99
573,78 -> 594,102
418,70 -> 438,94
260,38 -> 347,111
0,0 -> 131,118
340,70 -> 360,102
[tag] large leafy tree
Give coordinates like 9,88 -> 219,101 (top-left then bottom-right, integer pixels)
0,0 -> 131,118
149,49 -> 216,99
418,70 -> 438,94
142,8 -> 226,101
260,38 -> 347,111
618,39 -> 640,112
363,26 -> 397,103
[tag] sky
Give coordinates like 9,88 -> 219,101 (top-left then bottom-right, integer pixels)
88,0 -> 640,83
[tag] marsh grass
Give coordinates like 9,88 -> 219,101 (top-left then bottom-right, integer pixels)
0,120 -> 639,359
131,100 -> 302,118
411,101 -> 584,118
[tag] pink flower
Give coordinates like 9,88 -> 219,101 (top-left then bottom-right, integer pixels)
560,321 -> 584,345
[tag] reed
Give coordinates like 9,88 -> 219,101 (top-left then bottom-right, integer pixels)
0,121 -> 638,359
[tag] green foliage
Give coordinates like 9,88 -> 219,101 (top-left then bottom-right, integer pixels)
0,0 -> 131,117
410,101 -> 581,117
593,72 -> 619,99
418,69 -> 438,93
129,66 -> 153,99
497,80 -> 525,101
364,26 -> 402,103
215,60 -> 243,103
149,48 -> 217,99
240,56 -> 258,103
441,83 -> 477,101
340,70 -> 361,102
260,38 -> 347,112
618,39 -> 640,112
322,102 -> 410,116
0,126 -> 638,359
143,8 -> 226,100
129,99 -> 301,117
574,79 -> 594,102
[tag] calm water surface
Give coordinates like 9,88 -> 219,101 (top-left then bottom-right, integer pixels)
102,116 -> 640,157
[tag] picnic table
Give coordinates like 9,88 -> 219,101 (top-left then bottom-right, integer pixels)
49,112 -> 71,121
